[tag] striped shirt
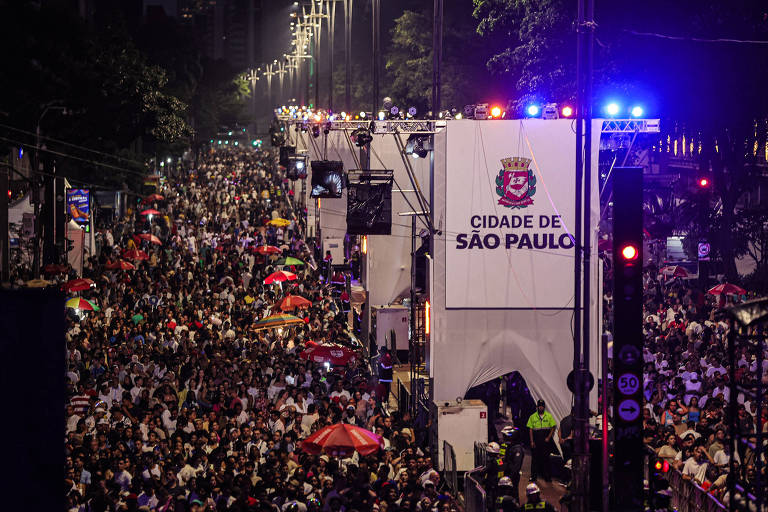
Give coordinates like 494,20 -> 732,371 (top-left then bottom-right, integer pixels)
70,394 -> 91,415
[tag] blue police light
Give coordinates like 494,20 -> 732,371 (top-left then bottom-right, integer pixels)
630,106 -> 644,117
526,105 -> 540,117
605,103 -> 620,116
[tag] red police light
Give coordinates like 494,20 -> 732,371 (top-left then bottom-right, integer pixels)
621,244 -> 638,261
698,178 -> 709,187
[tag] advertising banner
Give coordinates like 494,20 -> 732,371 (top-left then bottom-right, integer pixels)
445,120 -> 582,309
66,189 -> 90,225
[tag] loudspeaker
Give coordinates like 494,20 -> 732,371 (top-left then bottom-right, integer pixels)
280,146 -> 296,167
346,181 -> 392,235
310,160 -> 345,198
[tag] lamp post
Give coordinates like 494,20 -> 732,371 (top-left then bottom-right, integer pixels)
371,0 -> 380,116
246,68 -> 260,133
304,1 -> 327,109
324,0 -> 339,111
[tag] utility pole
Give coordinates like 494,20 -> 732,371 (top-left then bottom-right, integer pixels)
371,0 -> 380,117
431,0 -> 443,117
572,0 -> 595,509
343,0 -> 353,113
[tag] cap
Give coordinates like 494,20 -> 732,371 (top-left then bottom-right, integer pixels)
526,483 -> 541,495
537,399 -> 545,407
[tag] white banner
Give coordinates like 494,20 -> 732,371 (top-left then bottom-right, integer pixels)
445,120 -> 582,309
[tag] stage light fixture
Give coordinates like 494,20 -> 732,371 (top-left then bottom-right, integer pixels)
351,127 -> 372,148
561,106 -> 574,117
490,106 -> 502,118
542,103 -> 559,119
630,106 -> 644,117
405,134 -> 430,159
698,177 -> 709,188
390,106 -> 399,116
408,107 -> 417,117
378,111 -> 386,121
526,105 -> 540,117
605,102 -> 620,116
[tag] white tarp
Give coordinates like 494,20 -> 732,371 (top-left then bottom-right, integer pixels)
365,133 -> 430,306
431,119 -> 602,422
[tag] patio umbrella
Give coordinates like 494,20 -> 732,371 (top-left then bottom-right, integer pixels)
300,423 -> 383,457
43,263 -> 68,274
299,344 -> 357,366
707,283 -> 747,296
140,209 -> 161,216
255,245 -> 282,255
660,265 -> 689,278
264,270 -> 298,284
122,249 -> 149,261
253,313 -> 304,331
104,260 -> 136,271
66,297 -> 99,311
275,256 -> 305,266
142,193 -> 165,203
134,233 -> 162,245
25,279 -> 52,288
63,278 -> 95,292
268,218 -> 291,227
277,294 -> 312,311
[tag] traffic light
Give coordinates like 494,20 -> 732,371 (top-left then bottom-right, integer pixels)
649,459 -> 671,511
612,167 -> 644,511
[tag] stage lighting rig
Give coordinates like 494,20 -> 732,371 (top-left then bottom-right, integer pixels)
351,127 -> 372,148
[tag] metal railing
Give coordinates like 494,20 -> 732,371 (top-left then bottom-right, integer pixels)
464,467 -> 487,512
474,441 -> 488,468
443,441 -> 458,496
666,469 -> 726,512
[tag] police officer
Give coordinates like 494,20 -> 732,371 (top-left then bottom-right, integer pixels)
500,426 -> 524,498
526,399 -> 556,482
485,442 -> 504,510
523,483 -> 555,511
495,476 -> 521,512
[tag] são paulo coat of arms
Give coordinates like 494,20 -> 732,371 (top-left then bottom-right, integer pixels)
495,157 -> 536,208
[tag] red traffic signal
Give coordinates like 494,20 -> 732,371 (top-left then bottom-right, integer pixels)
621,244 -> 639,261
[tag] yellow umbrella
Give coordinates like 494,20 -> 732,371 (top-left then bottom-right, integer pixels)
268,218 -> 291,227
25,279 -> 52,288
253,313 -> 305,331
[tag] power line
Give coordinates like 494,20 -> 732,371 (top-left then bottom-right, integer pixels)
623,29 -> 768,45
0,122 -> 147,167
0,135 -> 150,179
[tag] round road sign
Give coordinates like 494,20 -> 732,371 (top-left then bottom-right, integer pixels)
618,399 -> 640,422
617,373 -> 640,396
618,345 -> 640,366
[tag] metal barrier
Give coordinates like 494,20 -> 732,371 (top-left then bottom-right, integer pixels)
397,379 -> 410,414
665,465 -> 726,512
474,441 -> 488,468
443,441 -> 458,496
464,467 -> 487,512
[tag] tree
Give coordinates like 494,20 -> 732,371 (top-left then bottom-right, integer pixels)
473,0 -> 576,110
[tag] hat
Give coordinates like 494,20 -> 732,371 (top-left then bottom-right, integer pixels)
190,499 -> 203,506
526,483 -> 541,495
537,399 -> 545,407
319,455 -> 330,463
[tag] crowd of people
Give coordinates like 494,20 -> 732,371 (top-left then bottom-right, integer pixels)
603,271 -> 768,502
54,147 -> 463,512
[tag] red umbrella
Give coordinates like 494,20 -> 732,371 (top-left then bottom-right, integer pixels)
123,249 -> 150,261
140,209 -> 161,216
43,263 -> 68,274
255,245 -> 282,255
300,423 -> 383,457
707,283 -> 747,296
104,260 -> 136,271
660,265 -> 689,278
277,294 -> 312,311
299,344 -> 357,366
142,194 -> 165,203
264,270 -> 298,284
63,278 -> 95,292
134,233 -> 162,245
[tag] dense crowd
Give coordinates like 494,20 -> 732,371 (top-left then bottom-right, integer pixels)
57,148 -> 459,512
603,270 -> 768,501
